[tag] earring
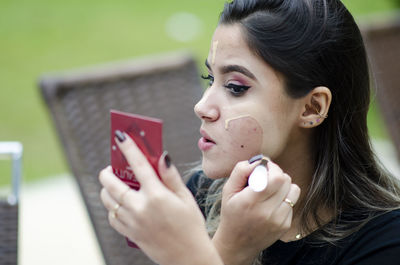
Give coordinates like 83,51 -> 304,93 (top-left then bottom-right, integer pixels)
312,105 -> 328,123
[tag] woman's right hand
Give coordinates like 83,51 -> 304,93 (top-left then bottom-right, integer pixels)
99,133 -> 224,265
212,159 -> 301,265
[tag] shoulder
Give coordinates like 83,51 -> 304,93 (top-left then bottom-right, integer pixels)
262,210 -> 400,265
338,209 -> 400,265
350,209 -> 400,242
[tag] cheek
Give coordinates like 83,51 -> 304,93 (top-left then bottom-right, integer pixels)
225,116 -> 263,160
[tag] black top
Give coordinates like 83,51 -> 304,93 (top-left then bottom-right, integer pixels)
186,172 -> 400,265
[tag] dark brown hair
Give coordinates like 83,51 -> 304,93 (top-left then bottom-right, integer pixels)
204,0 -> 400,245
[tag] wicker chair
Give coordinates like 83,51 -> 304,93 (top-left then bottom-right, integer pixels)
362,14 -> 400,162
39,52 -> 203,265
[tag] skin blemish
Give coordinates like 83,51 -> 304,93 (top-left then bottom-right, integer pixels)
212,40 -> 219,65
224,115 -> 264,160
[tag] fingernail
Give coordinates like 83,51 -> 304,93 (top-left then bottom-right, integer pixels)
163,151 -> 171,168
248,154 -> 263,164
260,157 -> 270,169
260,159 -> 267,165
115,130 -> 126,143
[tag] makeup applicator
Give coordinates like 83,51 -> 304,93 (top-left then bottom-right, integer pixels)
248,157 -> 269,192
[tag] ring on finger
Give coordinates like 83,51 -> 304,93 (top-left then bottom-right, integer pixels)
111,203 -> 121,219
284,198 -> 295,208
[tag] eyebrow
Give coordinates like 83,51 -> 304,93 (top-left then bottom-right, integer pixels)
205,59 -> 257,81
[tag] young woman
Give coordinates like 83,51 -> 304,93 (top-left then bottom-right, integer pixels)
99,0 -> 400,264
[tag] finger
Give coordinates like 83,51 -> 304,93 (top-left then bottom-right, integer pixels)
108,210 -> 132,239
264,170 -> 292,208
283,182 -> 301,208
263,182 -> 298,235
272,200 -> 294,228
158,151 -> 189,199
100,187 -> 135,214
101,188 -> 132,225
100,187 -> 119,212
224,160 -> 258,198
239,160 -> 286,202
275,206 -> 294,242
269,181 -> 300,220
260,160 -> 287,199
272,184 -> 301,241
99,165 -> 137,204
115,132 -> 162,190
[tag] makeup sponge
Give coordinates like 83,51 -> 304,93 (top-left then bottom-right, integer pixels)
248,165 -> 268,192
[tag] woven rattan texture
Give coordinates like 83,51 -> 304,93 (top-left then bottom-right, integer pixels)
40,54 -> 202,265
0,201 -> 18,265
364,19 -> 400,161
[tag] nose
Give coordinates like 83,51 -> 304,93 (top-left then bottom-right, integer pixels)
194,89 -> 220,122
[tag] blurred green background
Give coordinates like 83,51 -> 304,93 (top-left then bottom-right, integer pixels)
0,0 -> 398,186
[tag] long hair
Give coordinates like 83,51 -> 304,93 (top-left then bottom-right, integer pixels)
202,0 -> 400,255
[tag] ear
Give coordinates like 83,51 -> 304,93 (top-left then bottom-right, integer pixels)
299,86 -> 332,128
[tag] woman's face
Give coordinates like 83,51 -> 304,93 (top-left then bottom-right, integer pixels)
194,24 -> 303,179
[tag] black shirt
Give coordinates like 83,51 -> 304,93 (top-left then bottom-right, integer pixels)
186,172 -> 400,265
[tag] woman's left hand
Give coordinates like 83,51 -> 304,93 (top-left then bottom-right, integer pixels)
99,132 -> 223,265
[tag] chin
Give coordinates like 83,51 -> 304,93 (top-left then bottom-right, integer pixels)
201,157 -> 233,179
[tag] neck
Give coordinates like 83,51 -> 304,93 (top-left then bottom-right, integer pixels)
275,129 -> 315,208
275,129 -> 333,241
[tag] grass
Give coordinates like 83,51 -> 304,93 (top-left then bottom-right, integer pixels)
0,0 -> 397,186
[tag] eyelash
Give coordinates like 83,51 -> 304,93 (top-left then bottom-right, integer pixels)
201,74 -> 214,87
201,74 -> 251,97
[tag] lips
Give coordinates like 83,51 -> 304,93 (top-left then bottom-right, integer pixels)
198,129 -> 216,151
200,129 -> 216,144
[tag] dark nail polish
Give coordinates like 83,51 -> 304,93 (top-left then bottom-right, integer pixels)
260,157 -> 270,170
164,152 -> 171,168
248,154 -> 263,164
115,130 -> 126,143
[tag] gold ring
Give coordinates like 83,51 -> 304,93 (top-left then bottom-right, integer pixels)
111,203 -> 121,219
284,198 -> 295,208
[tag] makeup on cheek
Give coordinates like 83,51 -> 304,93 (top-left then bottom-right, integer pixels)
224,115 -> 263,160
225,115 -> 253,130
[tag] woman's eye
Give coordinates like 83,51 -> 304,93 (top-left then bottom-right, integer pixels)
201,74 -> 214,87
225,83 -> 251,97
